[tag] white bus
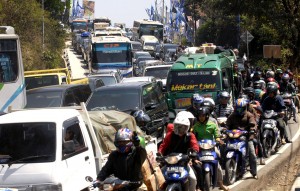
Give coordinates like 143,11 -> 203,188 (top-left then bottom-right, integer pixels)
0,26 -> 26,112
132,19 -> 164,42
90,36 -> 133,77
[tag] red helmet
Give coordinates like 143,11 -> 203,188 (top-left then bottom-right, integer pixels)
266,77 -> 276,83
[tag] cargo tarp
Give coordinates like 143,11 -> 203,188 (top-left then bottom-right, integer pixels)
80,110 -> 145,155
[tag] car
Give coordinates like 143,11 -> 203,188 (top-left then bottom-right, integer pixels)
88,69 -> 123,86
26,84 -> 92,108
130,41 -> 143,52
133,56 -> 155,76
135,60 -> 164,76
132,51 -> 151,63
143,64 -> 172,92
121,76 -> 157,83
86,81 -> 168,138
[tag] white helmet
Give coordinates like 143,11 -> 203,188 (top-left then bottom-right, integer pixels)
177,111 -> 194,119
173,114 -> 190,136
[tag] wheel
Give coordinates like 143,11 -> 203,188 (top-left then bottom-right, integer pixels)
166,183 -> 182,191
225,158 -> 237,185
203,171 -> 212,191
262,136 -> 273,157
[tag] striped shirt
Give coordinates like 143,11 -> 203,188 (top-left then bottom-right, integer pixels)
215,104 -> 234,118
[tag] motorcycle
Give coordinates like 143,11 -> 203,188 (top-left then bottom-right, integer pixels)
90,176 -> 141,191
223,129 -> 249,185
260,110 -> 281,157
156,153 -> 191,191
197,139 -> 219,191
282,92 -> 295,123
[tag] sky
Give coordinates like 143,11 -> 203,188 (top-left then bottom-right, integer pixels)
93,0 -> 170,28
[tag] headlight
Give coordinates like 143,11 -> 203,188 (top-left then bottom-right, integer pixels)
26,184 -> 62,191
165,156 -> 179,164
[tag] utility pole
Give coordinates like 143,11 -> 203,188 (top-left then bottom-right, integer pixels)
155,0 -> 158,21
162,0 -> 165,24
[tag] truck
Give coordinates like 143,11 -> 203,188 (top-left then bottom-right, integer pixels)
165,44 -> 236,121
24,68 -> 88,90
0,103 -> 157,190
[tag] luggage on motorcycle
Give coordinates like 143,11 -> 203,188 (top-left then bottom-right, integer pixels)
142,156 -> 165,191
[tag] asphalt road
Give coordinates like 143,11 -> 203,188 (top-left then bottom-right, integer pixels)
65,42 -> 300,191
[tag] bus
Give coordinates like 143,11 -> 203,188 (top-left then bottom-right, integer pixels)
71,18 -> 88,32
90,36 -> 133,77
132,19 -> 164,42
0,26 -> 26,112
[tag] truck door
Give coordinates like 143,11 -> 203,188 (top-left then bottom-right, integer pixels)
60,117 -> 96,190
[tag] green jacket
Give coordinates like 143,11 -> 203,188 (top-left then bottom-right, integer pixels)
193,120 -> 220,141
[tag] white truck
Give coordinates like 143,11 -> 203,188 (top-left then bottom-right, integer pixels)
0,104 -> 157,191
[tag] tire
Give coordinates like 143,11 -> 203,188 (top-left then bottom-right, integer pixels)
262,135 -> 273,157
204,171 -> 212,191
166,183 -> 182,191
225,158 -> 237,185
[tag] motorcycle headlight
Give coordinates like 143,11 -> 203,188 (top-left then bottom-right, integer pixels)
26,184 -> 62,191
165,156 -> 179,164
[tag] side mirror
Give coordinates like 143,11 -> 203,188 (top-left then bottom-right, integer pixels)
63,140 -> 75,154
222,78 -> 229,89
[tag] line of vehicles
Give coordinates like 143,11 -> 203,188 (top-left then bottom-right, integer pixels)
1,22 -> 298,191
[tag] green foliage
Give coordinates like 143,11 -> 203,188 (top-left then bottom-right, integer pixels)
0,0 -> 66,71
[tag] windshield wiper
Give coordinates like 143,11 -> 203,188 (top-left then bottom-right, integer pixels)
8,155 -> 52,167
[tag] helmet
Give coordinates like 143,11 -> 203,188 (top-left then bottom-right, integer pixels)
253,81 -> 262,89
276,69 -> 283,74
244,87 -> 254,95
253,71 -> 262,81
218,91 -> 231,99
173,114 -> 190,136
114,128 -> 133,153
191,93 -> 204,109
197,107 -> 210,122
266,77 -> 276,83
282,73 -> 290,83
81,32 -> 90,37
177,111 -> 196,126
266,71 -> 275,78
235,98 -> 248,116
133,110 -> 151,124
266,83 -> 278,95
201,97 -> 215,113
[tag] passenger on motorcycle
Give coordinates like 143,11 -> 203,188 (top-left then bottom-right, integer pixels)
193,107 -> 229,191
97,128 -> 147,191
226,98 -> 258,179
158,114 -> 199,191
252,71 -> 266,91
275,69 -> 283,83
244,87 -> 266,165
279,73 -> 297,122
215,91 -> 234,118
261,84 -> 292,143
253,81 -> 265,102
186,93 -> 205,117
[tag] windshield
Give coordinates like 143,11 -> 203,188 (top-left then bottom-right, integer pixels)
96,76 -> 116,85
26,91 -> 63,108
0,39 -> 19,83
72,22 -> 87,31
144,66 -> 171,79
167,70 -> 221,92
92,43 -> 131,64
87,89 -> 140,111
132,43 -> 142,51
25,75 -> 60,90
134,52 -> 151,59
140,24 -> 163,41
0,122 -> 56,164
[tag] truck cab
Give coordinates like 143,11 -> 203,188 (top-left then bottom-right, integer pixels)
166,46 -> 236,121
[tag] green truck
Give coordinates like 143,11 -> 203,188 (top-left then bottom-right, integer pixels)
165,49 -> 236,120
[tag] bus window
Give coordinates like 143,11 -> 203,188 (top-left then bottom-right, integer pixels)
0,39 -> 18,83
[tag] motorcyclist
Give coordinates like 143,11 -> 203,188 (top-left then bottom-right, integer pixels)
287,71 -> 300,113
132,110 -> 151,130
253,81 -> 265,102
215,91 -> 234,118
275,69 -> 283,83
226,98 -> 258,179
97,127 -> 147,191
252,71 -> 266,91
158,113 -> 199,191
279,73 -> 297,122
186,93 -> 204,117
261,84 -> 292,143
243,87 -> 266,165
192,107 -> 229,191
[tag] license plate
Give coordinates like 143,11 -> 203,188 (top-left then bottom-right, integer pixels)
166,166 -> 184,173
0,189 -> 18,191
201,151 -> 212,156
200,155 -> 214,161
